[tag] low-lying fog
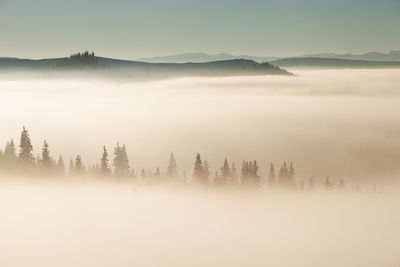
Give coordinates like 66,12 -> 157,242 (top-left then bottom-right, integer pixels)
0,180 -> 399,267
1,69 -> 400,266
1,69 -> 399,181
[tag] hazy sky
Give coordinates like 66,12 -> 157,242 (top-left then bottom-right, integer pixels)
0,0 -> 399,59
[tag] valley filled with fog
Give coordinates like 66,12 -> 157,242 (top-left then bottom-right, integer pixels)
1,69 -> 400,182
0,69 -> 400,267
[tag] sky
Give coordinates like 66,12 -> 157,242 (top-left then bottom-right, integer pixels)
0,0 -> 399,59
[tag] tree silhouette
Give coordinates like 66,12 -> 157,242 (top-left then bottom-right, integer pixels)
41,140 -> 52,171
166,152 -> 178,178
19,127 -> 34,164
100,146 -> 110,175
4,139 -> 17,160
268,163 -> 275,186
220,158 -> 230,180
193,153 -> 206,183
74,155 -> 84,175
231,161 -> 238,183
204,160 -> 211,182
56,155 -> 66,176
241,160 -> 260,186
113,143 -> 130,177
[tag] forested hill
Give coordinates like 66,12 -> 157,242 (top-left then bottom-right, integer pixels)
0,52 -> 292,78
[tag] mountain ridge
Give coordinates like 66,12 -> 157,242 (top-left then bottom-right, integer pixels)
136,50 -> 400,63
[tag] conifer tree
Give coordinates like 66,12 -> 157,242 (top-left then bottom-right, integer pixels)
69,159 -> 74,175
100,146 -> 110,175
268,163 -> 275,185
220,158 -> 230,180
204,160 -> 210,181
231,161 -> 238,182
75,155 -> 84,175
113,143 -> 130,176
41,140 -> 52,170
166,152 -> 178,178
193,153 -> 205,182
56,155 -> 66,176
19,127 -> 34,164
4,139 -> 17,160
278,161 -> 288,185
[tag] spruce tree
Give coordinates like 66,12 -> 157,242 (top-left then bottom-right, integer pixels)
4,139 -> 17,160
18,127 -> 34,164
56,155 -> 66,176
231,161 -> 238,182
41,140 -> 52,170
75,155 -> 83,175
166,152 -> 178,178
69,159 -> 74,176
278,161 -> 288,185
193,153 -> 205,182
100,146 -> 110,175
268,163 -> 275,186
220,158 -> 230,180
204,160 -> 210,181
113,143 -> 130,176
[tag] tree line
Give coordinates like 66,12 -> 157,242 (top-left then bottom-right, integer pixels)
0,127 -> 346,190
55,51 -> 106,69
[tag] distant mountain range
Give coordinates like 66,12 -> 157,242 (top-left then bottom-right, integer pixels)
2,50 -> 400,77
137,50 -> 400,63
271,58 -> 400,69
137,53 -> 279,63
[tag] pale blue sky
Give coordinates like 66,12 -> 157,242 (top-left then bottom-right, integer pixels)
0,0 -> 399,59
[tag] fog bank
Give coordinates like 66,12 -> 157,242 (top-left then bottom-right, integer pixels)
1,69 -> 400,181
0,179 -> 398,267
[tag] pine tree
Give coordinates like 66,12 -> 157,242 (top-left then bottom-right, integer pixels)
56,155 -> 66,176
19,127 -> 34,164
100,146 -> 110,175
220,158 -> 230,180
231,161 -> 238,183
268,163 -> 275,186
41,140 -> 52,170
193,153 -> 205,182
278,161 -> 288,185
241,160 -> 260,186
69,159 -> 74,176
166,152 -> 178,178
113,143 -> 130,177
75,155 -> 84,175
4,139 -> 17,160
204,160 -> 210,181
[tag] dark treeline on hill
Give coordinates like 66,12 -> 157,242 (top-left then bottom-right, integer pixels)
55,51 -> 106,69
0,51 -> 292,78
0,127 -> 352,191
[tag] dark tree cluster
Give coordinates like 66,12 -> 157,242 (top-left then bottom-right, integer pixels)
55,51 -> 105,69
0,127 -> 350,191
